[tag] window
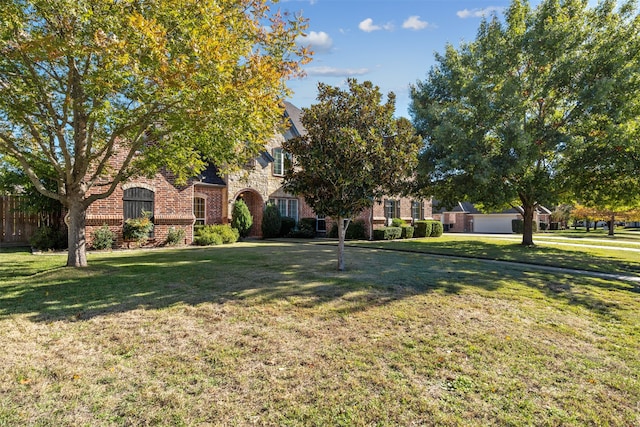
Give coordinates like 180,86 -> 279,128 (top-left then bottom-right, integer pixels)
316,215 -> 326,232
411,200 -> 424,223
270,198 -> 298,222
384,199 -> 400,222
272,147 -> 291,176
194,197 -> 205,226
123,187 -> 154,220
123,187 -> 154,237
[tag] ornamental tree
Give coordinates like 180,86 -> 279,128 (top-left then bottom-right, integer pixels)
0,0 -> 310,266
231,198 -> 253,238
283,79 -> 422,271
410,0 -> 640,246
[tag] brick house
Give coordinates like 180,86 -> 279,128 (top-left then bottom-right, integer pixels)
432,201 -> 551,233
85,102 -> 429,247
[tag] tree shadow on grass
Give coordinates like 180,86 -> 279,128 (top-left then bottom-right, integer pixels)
357,239 -> 640,276
0,242 -> 634,323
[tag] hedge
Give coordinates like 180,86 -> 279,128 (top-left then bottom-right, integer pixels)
328,219 -> 366,240
401,225 -> 414,239
280,216 -> 296,237
373,226 -> 402,240
414,220 -> 432,238
512,219 -> 538,234
194,224 -> 239,246
430,221 -> 444,237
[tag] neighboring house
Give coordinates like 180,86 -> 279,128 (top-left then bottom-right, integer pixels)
85,102 -> 428,247
432,201 -> 551,234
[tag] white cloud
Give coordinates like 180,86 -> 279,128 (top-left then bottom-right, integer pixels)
359,18 -> 380,32
402,16 -> 429,30
457,6 -> 505,19
305,66 -> 369,77
296,31 -> 333,53
359,18 -> 394,33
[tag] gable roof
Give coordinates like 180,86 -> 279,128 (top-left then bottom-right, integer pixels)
196,163 -> 226,186
283,101 -> 306,139
433,200 -> 550,215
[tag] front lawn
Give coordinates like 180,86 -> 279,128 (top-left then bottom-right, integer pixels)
0,242 -> 638,426
354,234 -> 640,276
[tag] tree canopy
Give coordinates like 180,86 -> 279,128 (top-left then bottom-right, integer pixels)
410,0 -> 640,245
283,79 -> 422,271
0,0 -> 310,266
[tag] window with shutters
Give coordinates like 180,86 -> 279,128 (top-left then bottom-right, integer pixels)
384,199 -> 400,222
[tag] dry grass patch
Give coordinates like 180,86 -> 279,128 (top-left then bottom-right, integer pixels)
0,243 -> 638,426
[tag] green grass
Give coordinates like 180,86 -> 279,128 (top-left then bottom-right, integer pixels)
549,228 -> 640,241
0,242 -> 639,426
352,234 -> 640,276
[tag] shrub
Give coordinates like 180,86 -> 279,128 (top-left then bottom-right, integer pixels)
91,225 -> 116,250
123,210 -> 154,244
373,226 -> 402,240
414,220 -> 432,238
512,219 -> 538,234
165,226 -> 186,246
30,225 -> 68,250
289,217 -> 316,238
401,225 -> 414,239
231,199 -> 253,238
328,219 -> 366,240
391,218 -> 406,227
262,203 -> 281,238
430,221 -> 444,237
194,232 -> 223,246
347,220 -> 366,240
280,216 -> 296,237
194,224 -> 239,246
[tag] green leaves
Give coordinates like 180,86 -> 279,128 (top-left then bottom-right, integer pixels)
411,0 -> 640,215
283,79 -> 422,221
0,0 -> 310,266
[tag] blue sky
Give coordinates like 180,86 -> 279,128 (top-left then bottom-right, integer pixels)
281,0 -> 594,118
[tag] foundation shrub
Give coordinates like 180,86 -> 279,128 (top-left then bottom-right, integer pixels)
91,225 -> 116,250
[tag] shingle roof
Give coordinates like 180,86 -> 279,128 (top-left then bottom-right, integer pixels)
283,101 -> 306,139
196,163 -> 225,186
433,200 -> 550,215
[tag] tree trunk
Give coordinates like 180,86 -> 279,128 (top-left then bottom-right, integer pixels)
337,217 -> 350,271
521,204 -> 535,246
608,213 -> 615,236
585,217 -> 590,232
368,206 -> 374,241
66,200 -> 88,267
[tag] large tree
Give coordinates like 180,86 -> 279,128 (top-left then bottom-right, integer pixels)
283,79 -> 422,271
558,0 -> 640,236
0,0 -> 310,266
410,0 -> 640,246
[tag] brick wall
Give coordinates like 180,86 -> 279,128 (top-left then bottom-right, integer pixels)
85,145 -> 195,248
322,197 -> 432,239
194,185 -> 226,225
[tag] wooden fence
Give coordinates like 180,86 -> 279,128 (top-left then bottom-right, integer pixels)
0,196 -> 60,247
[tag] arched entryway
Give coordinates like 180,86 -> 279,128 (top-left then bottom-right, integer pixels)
234,190 -> 264,237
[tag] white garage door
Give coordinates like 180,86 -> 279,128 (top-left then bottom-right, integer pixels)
472,215 -> 518,234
